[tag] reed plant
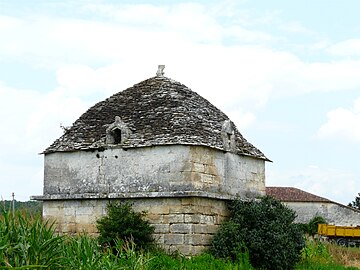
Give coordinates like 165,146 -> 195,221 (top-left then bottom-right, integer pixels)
0,209 -> 63,269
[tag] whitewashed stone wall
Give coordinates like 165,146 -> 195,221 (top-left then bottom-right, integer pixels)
36,71 -> 270,256
285,201 -> 360,226
39,145 -> 265,255
43,145 -> 265,200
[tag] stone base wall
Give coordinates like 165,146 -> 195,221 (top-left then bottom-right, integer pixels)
43,197 -> 229,255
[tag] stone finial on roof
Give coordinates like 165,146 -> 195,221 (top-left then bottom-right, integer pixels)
156,65 -> 165,76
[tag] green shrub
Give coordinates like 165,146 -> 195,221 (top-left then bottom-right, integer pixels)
96,201 -> 155,251
210,196 -> 305,270
297,215 -> 327,236
308,215 -> 327,236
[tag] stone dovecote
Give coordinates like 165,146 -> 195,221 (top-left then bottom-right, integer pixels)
33,66 -> 269,256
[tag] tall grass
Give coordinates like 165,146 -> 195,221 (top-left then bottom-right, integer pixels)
0,209 -> 153,270
0,209 -> 254,269
147,251 -> 253,270
60,237 -> 153,270
0,210 -> 63,269
296,238 -> 360,270
327,242 -> 360,269
1,210 -> 359,269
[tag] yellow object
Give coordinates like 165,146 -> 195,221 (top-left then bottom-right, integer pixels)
318,224 -> 360,238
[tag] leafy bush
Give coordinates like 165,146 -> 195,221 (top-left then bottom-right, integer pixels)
308,215 -> 327,236
96,201 -> 155,251
297,215 -> 327,236
210,196 -> 305,270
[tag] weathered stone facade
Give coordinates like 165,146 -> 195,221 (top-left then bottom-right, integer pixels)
44,197 -> 229,255
33,67 -> 268,255
267,187 -> 360,226
42,145 -> 265,200
36,145 -> 265,255
285,201 -> 360,226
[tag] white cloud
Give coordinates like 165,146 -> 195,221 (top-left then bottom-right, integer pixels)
279,21 -> 313,35
0,15 -> 23,31
1,3 -> 360,104
267,166 -> 360,205
2,1 -> 360,202
327,39 -> 360,57
316,97 -> 360,142
0,82 -> 87,154
299,61 -> 360,93
0,162 -> 42,201
0,82 -> 89,200
1,3 -> 360,142
55,63 -> 157,98
26,87 -> 88,151
227,110 -> 256,130
0,84 -> 41,148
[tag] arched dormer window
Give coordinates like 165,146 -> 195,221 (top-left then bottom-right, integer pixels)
112,128 -> 122,144
106,116 -> 131,145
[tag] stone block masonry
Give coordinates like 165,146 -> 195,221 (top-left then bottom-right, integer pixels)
37,145 -> 265,256
43,197 -> 229,256
41,145 -> 266,201
35,71 -> 269,257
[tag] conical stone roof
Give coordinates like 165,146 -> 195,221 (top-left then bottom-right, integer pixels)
45,70 -> 268,160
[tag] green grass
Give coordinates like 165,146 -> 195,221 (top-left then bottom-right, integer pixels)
1,210 -> 359,270
296,261 -> 358,270
295,238 -> 359,270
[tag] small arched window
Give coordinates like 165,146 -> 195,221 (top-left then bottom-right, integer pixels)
106,116 -> 131,145
112,128 -> 122,144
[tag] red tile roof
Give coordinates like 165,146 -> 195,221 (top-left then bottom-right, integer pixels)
266,187 -> 331,202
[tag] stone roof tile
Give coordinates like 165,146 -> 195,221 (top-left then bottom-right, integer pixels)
45,74 -> 268,160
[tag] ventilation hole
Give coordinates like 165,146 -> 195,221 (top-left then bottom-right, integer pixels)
96,154 -> 100,158
115,155 -> 118,159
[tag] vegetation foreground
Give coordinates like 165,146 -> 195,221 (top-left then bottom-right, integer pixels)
0,207 -> 359,269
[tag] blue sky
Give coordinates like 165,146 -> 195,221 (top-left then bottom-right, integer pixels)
1,0 -> 360,204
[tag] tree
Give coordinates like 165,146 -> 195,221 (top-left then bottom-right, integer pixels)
348,193 -> 360,210
210,196 -> 305,270
306,215 -> 327,236
96,201 -> 155,250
